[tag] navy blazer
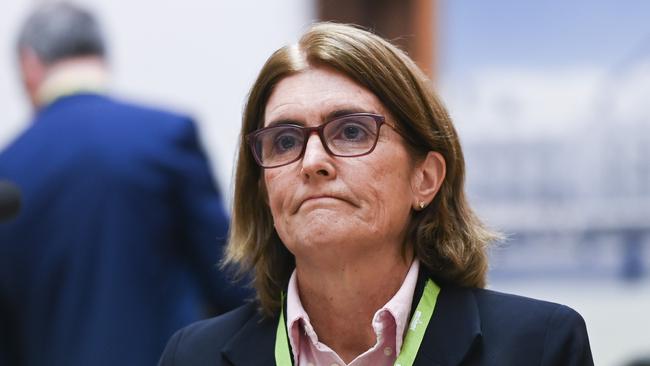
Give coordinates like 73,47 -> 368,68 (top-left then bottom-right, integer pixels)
0,94 -> 248,366
158,270 -> 594,366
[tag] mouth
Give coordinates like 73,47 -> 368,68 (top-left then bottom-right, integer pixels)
295,195 -> 350,213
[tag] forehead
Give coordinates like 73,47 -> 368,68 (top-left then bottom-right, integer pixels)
263,66 -> 388,127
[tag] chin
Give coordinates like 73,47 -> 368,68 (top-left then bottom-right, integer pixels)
288,226 -> 371,251
295,209 -> 348,228
279,211 -> 372,247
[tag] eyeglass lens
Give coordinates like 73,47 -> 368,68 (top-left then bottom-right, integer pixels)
252,114 -> 380,167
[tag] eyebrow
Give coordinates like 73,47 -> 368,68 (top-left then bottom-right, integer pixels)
265,119 -> 303,128
326,108 -> 369,120
265,107 -> 375,128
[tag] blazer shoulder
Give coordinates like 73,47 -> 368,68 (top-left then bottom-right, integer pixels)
468,287 -> 586,331
104,95 -> 194,123
470,287 -> 585,322
33,94 -> 197,143
472,287 -> 561,308
158,302 -> 258,366
469,287 -> 593,365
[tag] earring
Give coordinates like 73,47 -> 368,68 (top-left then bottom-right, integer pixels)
419,201 -> 425,209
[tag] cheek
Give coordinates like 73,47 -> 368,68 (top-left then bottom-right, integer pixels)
374,178 -> 412,217
263,170 -> 289,217
362,157 -> 414,221
369,160 -> 412,197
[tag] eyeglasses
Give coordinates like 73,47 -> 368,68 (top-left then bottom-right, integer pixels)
247,113 -> 387,169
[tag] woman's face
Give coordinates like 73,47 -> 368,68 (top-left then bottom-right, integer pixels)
262,67 -> 419,266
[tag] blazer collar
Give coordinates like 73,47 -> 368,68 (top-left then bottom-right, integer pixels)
413,270 -> 483,366
221,309 -> 277,366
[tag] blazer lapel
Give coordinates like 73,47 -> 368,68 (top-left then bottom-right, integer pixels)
221,311 -> 277,366
413,277 -> 482,366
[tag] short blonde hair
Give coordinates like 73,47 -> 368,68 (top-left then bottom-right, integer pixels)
225,22 -> 498,316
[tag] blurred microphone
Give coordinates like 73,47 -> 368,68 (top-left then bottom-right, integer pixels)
0,180 -> 22,222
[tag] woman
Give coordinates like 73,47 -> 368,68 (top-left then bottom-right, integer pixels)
159,23 -> 593,366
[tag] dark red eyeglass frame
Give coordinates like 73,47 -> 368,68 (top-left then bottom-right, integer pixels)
246,113 -> 388,169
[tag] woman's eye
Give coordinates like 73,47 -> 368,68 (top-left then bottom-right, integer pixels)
343,125 -> 361,139
338,122 -> 369,141
278,136 -> 295,149
273,132 -> 300,152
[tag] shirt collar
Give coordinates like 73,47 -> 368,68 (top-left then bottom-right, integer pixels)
36,60 -> 109,107
285,258 -> 420,362
378,258 -> 419,354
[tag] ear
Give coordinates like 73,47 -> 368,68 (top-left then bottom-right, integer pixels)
18,48 -> 47,108
410,151 -> 446,210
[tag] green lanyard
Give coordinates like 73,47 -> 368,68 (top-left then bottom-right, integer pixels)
275,279 -> 440,366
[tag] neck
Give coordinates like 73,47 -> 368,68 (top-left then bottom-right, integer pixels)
295,250 -> 413,363
35,57 -> 109,108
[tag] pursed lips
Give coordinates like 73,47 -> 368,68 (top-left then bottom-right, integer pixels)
294,194 -> 355,213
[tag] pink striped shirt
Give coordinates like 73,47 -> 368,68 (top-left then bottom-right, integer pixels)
286,259 -> 420,366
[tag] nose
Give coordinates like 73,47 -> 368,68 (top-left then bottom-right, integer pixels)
300,132 -> 336,179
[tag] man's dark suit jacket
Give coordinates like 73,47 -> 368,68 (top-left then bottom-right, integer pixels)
0,94 -> 248,366
158,270 -> 594,366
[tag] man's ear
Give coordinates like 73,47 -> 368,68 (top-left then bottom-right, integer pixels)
18,47 -> 47,108
410,151 -> 446,210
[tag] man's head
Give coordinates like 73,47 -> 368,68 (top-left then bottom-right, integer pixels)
16,2 -> 107,108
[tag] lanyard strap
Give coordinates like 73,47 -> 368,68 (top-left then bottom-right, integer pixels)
275,292 -> 293,365
275,279 -> 440,366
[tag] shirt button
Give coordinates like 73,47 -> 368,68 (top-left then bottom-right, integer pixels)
384,346 -> 393,356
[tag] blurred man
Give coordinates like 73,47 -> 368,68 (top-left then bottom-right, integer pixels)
0,3 -> 247,366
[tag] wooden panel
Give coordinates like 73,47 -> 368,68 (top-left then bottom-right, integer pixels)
317,0 -> 437,80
